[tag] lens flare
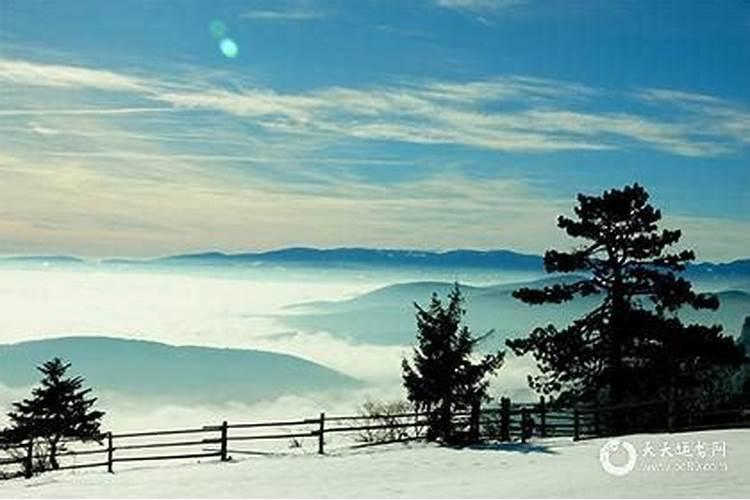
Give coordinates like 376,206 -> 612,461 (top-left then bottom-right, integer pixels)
219,38 -> 239,59
209,19 -> 227,39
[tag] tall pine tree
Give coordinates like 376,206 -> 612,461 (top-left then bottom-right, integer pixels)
740,316 -> 750,396
740,316 -> 750,353
4,358 -> 105,472
506,184 -> 743,421
402,284 -> 504,443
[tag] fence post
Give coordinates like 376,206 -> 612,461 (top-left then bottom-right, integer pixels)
317,412 -> 325,455
414,408 -> 420,438
539,396 -> 547,438
573,407 -> 580,441
107,432 -> 114,473
220,421 -> 229,462
667,399 -> 675,433
23,439 -> 33,479
469,399 -> 481,444
520,407 -> 529,443
593,408 -> 600,437
500,397 -> 510,442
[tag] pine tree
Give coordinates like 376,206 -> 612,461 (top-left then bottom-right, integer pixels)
740,316 -> 750,395
506,184 -> 744,421
4,358 -> 105,472
402,284 -> 504,443
740,316 -> 750,352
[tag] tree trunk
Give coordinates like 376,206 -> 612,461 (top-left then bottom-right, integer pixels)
49,437 -> 60,470
607,272 -> 627,434
439,399 -> 452,442
609,278 -> 625,398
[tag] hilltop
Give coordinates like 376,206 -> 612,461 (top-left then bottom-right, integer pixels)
0,336 -> 359,404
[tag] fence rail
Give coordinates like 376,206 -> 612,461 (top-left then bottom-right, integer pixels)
2,394 -> 748,480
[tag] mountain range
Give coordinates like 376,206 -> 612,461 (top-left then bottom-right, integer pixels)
105,248 -> 545,271
2,248 -> 749,284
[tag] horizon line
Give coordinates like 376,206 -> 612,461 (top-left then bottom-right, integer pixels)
1,245 -> 747,266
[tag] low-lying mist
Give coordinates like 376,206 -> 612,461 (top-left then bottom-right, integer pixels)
0,264 -> 541,433
4,261 -> 743,434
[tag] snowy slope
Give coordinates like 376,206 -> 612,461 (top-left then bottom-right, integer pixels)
2,429 -> 748,498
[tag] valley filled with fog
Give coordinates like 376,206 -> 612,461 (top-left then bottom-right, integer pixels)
0,263 -> 544,432
1,261 -> 748,433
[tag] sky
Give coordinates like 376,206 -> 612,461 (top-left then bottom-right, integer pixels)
0,0 -> 749,260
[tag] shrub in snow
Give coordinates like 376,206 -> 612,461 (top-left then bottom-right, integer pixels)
353,400 -> 413,444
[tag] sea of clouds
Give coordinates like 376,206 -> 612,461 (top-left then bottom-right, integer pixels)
0,266 -> 535,432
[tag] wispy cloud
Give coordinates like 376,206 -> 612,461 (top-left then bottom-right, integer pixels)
241,4 -> 329,21
44,151 -> 410,167
436,0 -> 526,12
1,56 -> 749,258
154,77 -> 746,156
0,148 -> 566,257
0,107 -> 173,116
635,87 -> 750,148
2,57 -> 748,157
6,141 -> 746,261
434,0 -> 527,25
374,24 -> 433,39
637,88 -> 727,106
0,59 -> 147,91
1,57 -> 748,160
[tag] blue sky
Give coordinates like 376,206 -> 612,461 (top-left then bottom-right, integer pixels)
0,0 -> 748,259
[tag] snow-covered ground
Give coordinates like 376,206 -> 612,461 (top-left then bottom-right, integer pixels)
2,429 -> 748,498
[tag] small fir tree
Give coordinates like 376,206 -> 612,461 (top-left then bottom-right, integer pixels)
3,358 -> 105,472
402,284 -> 504,443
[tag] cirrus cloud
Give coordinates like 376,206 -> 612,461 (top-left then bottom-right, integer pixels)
2,57 -> 748,157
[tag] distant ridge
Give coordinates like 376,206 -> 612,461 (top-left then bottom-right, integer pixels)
2,248 -> 750,279
689,259 -> 750,277
106,247 -> 545,271
106,248 -> 750,280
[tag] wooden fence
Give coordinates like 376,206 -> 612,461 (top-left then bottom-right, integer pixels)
2,395 -> 748,480
492,394 -> 750,443
0,411 -> 433,479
